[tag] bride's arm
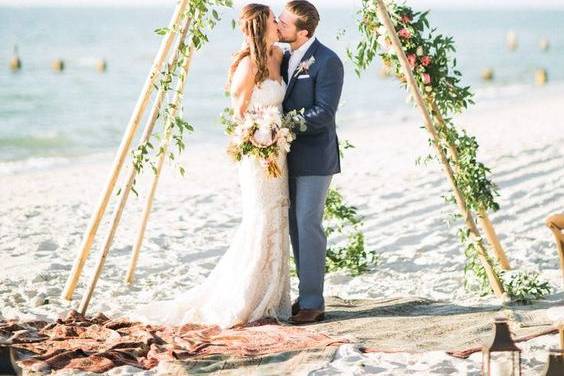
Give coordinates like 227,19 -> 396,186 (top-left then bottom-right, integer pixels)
230,57 -> 256,119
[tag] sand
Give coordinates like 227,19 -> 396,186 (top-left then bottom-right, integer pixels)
1,82 -> 563,374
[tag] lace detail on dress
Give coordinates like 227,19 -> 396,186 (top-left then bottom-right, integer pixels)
247,79 -> 286,110
131,79 -> 291,329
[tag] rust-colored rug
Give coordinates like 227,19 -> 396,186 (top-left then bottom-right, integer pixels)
0,310 -> 346,374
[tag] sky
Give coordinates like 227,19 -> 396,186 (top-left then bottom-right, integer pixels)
1,0 -> 564,9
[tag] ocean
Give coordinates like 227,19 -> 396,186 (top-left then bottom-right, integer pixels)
0,5 -> 562,172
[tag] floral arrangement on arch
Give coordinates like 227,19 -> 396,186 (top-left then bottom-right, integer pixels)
351,0 -> 474,116
350,0 -> 551,301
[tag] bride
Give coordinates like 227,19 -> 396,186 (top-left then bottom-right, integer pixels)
132,4 -> 291,329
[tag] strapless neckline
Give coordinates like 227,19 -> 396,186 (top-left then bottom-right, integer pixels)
261,78 -> 285,86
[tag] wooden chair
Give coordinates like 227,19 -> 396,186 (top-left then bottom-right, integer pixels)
546,214 -> 564,287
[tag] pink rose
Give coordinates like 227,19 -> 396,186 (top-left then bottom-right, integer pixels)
420,55 -> 432,67
407,54 -> 417,69
398,28 -> 412,39
421,73 -> 432,85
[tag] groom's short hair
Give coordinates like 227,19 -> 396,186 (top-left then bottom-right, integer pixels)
286,1 -> 320,38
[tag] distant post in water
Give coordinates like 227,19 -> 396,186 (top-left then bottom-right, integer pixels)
52,58 -> 65,72
535,69 -> 548,86
539,37 -> 550,52
9,45 -> 22,71
506,31 -> 518,51
481,68 -> 494,81
96,58 -> 107,73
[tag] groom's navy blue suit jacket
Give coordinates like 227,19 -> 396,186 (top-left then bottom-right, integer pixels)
282,39 -> 344,177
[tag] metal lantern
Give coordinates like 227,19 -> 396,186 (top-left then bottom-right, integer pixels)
541,349 -> 564,376
482,317 -> 521,376
0,345 -> 20,375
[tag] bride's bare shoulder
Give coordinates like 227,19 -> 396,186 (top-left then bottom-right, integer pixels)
234,56 -> 257,74
231,56 -> 257,98
232,56 -> 257,82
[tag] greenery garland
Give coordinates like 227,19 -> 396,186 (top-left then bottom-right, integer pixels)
321,141 -> 378,276
350,0 -> 550,301
129,0 -> 233,194
324,187 -> 379,276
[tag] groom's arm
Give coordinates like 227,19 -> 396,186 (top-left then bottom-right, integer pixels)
301,55 -> 344,136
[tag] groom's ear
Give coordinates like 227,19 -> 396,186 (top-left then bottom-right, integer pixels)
297,28 -> 310,39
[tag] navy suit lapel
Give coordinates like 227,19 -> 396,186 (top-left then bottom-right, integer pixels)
283,39 -> 320,103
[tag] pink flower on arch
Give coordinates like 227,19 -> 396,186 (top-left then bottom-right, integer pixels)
407,54 -> 417,69
398,28 -> 412,39
421,73 -> 432,85
420,55 -> 432,67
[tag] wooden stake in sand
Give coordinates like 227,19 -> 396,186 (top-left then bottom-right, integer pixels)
375,0 -> 505,298
428,100 -> 511,270
124,45 -> 196,287
62,0 -> 191,301
77,19 -> 195,315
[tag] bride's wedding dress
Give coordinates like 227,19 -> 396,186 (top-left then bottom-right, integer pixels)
132,79 -> 291,329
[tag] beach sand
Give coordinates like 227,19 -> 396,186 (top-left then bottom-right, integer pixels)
1,83 -> 563,374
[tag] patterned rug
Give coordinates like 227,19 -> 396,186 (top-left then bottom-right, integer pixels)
0,310 -> 347,374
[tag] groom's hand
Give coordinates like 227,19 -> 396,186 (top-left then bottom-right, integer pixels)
301,56 -> 344,135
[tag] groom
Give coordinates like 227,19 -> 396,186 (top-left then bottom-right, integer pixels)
278,1 -> 344,324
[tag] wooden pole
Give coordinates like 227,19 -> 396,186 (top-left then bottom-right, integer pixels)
75,19 -> 194,315
477,215 -> 510,269
560,325 -> 564,350
428,100 -> 511,270
375,0 -> 505,298
62,0 -> 191,301
124,44 -> 196,286
79,43 -> 196,314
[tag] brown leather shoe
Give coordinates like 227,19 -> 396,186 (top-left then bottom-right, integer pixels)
289,309 -> 325,325
291,300 -> 300,316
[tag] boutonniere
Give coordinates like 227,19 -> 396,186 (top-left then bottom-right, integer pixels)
293,56 -> 316,78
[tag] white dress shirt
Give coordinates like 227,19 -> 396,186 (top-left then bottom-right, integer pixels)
288,37 -> 317,80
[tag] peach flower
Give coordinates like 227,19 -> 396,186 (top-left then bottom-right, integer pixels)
420,55 -> 432,67
406,54 -> 417,69
398,28 -> 412,39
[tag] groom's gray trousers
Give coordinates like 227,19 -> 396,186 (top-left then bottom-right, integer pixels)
289,175 -> 333,310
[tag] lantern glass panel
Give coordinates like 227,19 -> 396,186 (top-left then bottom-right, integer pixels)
484,351 -> 520,376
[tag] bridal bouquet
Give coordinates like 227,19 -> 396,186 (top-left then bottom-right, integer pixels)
221,106 -> 306,178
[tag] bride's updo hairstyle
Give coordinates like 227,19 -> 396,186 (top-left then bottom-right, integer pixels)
228,4 -> 271,89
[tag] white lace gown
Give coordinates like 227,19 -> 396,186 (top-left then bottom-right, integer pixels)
131,79 -> 291,329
